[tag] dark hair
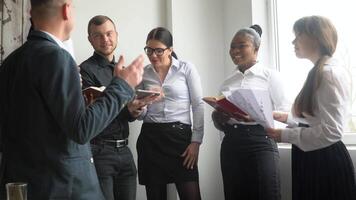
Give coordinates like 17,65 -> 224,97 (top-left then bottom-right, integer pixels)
293,16 -> 338,117
30,0 -> 59,7
30,0 -> 66,18
235,24 -> 262,49
250,24 -> 262,37
87,15 -> 116,35
146,27 -> 178,59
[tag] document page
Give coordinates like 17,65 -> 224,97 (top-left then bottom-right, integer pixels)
224,89 -> 274,128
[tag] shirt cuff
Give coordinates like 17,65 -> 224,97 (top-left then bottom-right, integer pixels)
286,112 -> 298,127
191,132 -> 203,144
280,128 -> 290,143
281,127 -> 301,145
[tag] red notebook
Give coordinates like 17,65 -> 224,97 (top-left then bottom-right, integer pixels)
82,86 -> 105,105
203,96 -> 248,120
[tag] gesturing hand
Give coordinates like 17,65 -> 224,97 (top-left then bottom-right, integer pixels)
114,55 -> 145,88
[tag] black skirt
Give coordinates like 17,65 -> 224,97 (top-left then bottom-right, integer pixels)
292,141 -> 356,200
136,122 -> 199,185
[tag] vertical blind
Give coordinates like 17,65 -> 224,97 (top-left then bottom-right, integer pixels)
0,0 -> 30,65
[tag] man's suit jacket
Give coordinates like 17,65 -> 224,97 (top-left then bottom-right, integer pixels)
0,30 -> 134,199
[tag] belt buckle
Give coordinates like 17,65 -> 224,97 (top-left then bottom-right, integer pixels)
115,139 -> 128,148
173,123 -> 184,130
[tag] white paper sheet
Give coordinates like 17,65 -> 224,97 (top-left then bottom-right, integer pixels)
223,89 -> 274,128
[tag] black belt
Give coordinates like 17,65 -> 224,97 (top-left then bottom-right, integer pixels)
224,124 -> 266,136
90,138 -> 128,148
142,122 -> 191,130
298,123 -> 310,127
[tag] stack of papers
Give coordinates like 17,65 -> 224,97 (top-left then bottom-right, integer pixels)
223,89 -> 274,128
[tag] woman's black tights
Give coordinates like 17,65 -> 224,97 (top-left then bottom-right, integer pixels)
145,181 -> 201,200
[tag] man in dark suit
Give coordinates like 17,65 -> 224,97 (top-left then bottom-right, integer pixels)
0,0 -> 144,199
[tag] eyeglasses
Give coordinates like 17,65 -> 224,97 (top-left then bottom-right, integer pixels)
144,46 -> 169,56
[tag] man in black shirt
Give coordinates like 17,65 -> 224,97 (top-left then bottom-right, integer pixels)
79,15 -> 150,200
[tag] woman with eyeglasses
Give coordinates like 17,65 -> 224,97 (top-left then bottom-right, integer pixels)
136,27 -> 204,200
267,16 -> 356,200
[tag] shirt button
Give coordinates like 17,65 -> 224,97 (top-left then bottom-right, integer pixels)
90,157 -> 94,163
233,125 -> 238,129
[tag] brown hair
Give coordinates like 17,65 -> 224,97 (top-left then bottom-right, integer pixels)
87,15 -> 116,35
293,16 -> 338,117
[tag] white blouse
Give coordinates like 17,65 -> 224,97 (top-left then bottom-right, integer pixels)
282,58 -> 351,151
138,57 -> 204,143
219,62 -> 290,125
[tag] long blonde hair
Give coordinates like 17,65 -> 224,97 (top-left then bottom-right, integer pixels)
293,16 -> 338,117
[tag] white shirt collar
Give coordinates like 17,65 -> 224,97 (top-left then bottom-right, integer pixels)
40,31 -> 76,61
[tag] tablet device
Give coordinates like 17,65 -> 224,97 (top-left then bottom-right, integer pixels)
136,89 -> 160,99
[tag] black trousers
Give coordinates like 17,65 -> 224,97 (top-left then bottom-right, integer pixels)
221,124 -> 281,200
91,144 -> 137,200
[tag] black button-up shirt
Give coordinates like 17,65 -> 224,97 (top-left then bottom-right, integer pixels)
80,52 -> 134,140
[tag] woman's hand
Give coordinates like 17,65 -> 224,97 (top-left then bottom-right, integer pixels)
266,128 -> 282,142
273,111 -> 288,123
211,110 -> 230,131
181,142 -> 200,170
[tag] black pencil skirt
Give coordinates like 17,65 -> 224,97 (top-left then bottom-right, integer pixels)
136,122 -> 199,185
292,141 -> 356,200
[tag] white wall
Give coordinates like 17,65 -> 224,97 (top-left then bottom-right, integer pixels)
223,0 -> 252,75
72,0 -> 167,65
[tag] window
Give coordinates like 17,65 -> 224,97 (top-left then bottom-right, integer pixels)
271,0 -> 356,136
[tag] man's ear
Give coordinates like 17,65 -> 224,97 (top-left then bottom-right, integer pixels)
62,3 -> 70,20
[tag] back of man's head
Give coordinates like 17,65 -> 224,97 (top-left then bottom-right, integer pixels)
87,15 -> 116,36
31,0 -> 67,19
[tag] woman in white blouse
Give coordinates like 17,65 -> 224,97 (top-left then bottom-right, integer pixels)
136,27 -> 204,200
212,24 -> 290,200
267,16 -> 356,199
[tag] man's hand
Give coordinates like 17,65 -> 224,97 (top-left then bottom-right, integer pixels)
83,92 -> 95,106
114,55 -> 144,88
